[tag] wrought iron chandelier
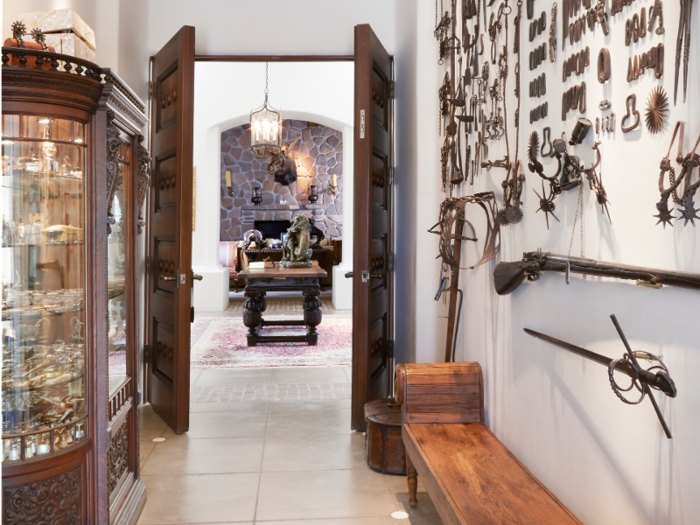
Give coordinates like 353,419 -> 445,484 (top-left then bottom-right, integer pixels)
249,62 -> 281,159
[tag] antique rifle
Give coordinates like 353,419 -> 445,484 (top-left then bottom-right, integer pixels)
525,314 -> 677,438
494,250 -> 700,295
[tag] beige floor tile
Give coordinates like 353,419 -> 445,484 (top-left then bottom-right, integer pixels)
190,400 -> 269,413
163,410 -> 268,439
271,366 -> 349,384
256,469 -> 397,520
383,474 -> 440,522
266,403 -> 352,438
137,473 -> 259,524
190,369 -> 202,385
262,432 -> 365,472
140,441 -> 157,471
139,404 -> 168,440
194,368 -> 273,386
142,437 -> 264,475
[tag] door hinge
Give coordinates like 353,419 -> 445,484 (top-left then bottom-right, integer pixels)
388,252 -> 395,272
388,167 -> 395,186
148,81 -> 153,100
144,344 -> 150,362
388,80 -> 395,99
145,255 -> 150,275
360,110 -> 366,139
388,339 -> 395,358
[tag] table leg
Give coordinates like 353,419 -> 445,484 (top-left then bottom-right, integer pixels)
302,286 -> 322,346
243,290 -> 264,346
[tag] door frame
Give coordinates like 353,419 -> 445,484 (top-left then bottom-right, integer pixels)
143,52 -> 396,425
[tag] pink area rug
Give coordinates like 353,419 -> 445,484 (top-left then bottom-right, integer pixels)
190,315 -> 352,368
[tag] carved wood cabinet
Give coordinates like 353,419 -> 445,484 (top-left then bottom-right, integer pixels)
2,48 -> 149,524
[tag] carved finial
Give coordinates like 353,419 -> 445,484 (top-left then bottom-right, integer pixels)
30,28 -> 48,50
11,21 -> 27,48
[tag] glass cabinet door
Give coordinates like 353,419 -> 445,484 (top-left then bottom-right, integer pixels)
107,131 -> 129,397
1,113 -> 87,462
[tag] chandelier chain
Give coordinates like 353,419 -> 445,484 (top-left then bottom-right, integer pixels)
265,62 -> 269,95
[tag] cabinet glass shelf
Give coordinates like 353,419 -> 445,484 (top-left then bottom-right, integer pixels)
2,113 -> 87,463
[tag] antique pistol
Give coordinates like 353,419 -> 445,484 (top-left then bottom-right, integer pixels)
494,250 -> 700,295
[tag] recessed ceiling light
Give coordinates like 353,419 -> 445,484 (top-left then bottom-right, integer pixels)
391,511 -> 409,519
152,437 -> 166,442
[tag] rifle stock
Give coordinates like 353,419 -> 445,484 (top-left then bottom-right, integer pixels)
494,251 -> 700,295
493,261 -> 527,295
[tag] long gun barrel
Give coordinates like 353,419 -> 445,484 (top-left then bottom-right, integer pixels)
494,250 -> 700,295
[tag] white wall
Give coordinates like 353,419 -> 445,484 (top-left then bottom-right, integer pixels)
402,0 -> 700,523
192,61 -> 355,311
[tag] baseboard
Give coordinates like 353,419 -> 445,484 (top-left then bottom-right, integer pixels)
111,478 -> 147,525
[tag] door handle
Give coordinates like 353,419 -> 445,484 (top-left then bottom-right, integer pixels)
192,272 -> 203,281
345,272 -> 354,278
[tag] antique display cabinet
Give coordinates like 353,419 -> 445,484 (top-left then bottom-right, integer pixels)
2,48 -> 149,524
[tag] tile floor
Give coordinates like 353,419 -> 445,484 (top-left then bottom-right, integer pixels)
137,366 -> 443,525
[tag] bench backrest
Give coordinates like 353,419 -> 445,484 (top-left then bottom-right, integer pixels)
395,362 -> 484,424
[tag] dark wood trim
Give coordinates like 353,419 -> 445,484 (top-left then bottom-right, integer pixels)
194,54 -> 354,62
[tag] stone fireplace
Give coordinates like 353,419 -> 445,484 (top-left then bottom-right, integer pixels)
220,120 -> 343,241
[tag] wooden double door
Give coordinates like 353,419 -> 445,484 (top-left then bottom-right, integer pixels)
145,25 -> 394,434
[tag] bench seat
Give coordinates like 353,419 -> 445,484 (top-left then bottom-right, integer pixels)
396,363 -> 582,525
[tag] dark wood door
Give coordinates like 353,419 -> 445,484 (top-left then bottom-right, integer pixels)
352,24 -> 394,431
147,26 -> 195,433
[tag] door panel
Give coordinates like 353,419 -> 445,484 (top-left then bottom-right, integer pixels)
352,24 -> 394,431
147,26 -> 195,433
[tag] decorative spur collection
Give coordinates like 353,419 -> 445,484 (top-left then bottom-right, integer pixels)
527,125 -> 610,228
655,121 -> 700,227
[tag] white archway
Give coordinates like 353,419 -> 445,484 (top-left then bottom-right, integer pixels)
192,61 -> 355,312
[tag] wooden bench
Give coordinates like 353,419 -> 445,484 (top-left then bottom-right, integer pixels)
396,362 -> 582,525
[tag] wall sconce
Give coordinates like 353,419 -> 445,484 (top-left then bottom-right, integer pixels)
328,173 -> 338,196
307,184 -> 319,204
251,186 -> 262,206
225,169 -> 235,197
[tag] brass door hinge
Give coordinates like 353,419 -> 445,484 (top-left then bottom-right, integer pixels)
388,80 -> 395,99
148,81 -> 153,100
388,167 -> 395,185
145,255 -> 150,275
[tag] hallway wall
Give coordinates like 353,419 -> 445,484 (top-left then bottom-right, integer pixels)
403,0 -> 700,524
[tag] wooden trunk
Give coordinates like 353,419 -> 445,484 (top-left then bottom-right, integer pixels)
364,398 -> 406,475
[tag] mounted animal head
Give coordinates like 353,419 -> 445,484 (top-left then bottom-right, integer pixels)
267,137 -> 300,186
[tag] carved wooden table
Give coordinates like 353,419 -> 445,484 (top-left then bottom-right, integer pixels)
238,262 -> 328,346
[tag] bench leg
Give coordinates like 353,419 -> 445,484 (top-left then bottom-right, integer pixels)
406,454 -> 418,507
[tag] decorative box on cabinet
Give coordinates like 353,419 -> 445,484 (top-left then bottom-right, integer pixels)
2,47 -> 149,525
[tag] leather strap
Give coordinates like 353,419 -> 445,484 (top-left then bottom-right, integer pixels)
597,48 -> 611,83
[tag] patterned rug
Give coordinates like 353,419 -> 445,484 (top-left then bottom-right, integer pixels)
190,314 -> 352,368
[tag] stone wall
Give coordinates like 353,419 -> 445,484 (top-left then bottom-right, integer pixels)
220,120 -> 343,241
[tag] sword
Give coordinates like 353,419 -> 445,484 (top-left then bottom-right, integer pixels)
524,314 -> 676,438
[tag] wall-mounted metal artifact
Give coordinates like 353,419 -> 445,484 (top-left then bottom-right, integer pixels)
595,0 -> 610,35
569,117 -> 592,145
673,0 -> 694,104
620,94 -> 640,132
648,0 -> 664,34
280,213 -> 313,268
597,47 -> 611,83
493,249 -> 700,295
549,4 -> 557,61
524,314 -> 676,439
599,99 -> 612,110
644,86 -> 669,133
655,121 -> 700,227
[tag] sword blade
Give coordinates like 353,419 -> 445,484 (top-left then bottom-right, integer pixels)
524,328 -> 624,371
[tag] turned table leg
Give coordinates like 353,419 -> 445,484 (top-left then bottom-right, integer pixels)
407,454 -> 418,507
242,289 -> 264,346
302,284 -> 322,346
